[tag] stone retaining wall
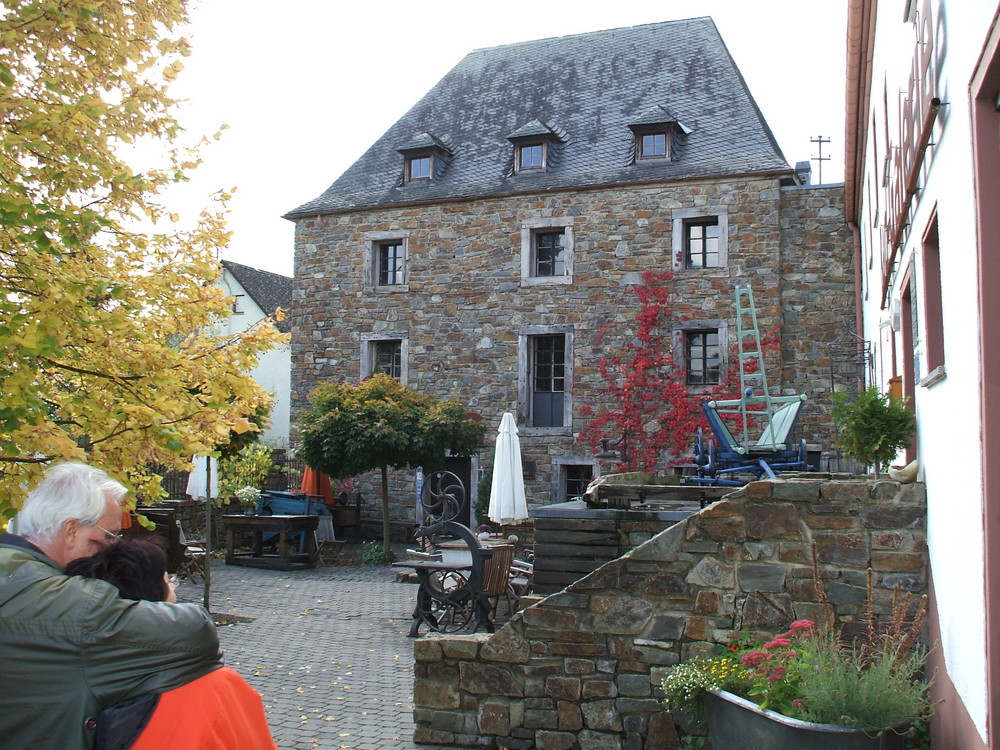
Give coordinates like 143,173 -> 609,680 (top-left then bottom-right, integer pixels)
411,476 -> 927,749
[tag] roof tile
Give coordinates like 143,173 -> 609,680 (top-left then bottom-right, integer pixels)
286,17 -> 788,218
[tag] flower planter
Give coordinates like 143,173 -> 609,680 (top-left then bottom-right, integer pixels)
703,690 -> 906,750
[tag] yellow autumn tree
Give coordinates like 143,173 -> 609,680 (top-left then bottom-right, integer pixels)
0,0 -> 286,519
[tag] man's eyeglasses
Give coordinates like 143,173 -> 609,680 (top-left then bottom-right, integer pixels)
93,524 -> 123,542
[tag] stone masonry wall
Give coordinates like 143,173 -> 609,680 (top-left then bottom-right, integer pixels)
411,476 -> 927,749
779,185 -> 857,447
292,178 -> 853,519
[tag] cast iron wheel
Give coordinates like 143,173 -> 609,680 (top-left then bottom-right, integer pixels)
417,569 -> 474,633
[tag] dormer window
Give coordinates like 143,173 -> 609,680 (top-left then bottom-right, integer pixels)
516,142 -> 546,172
396,132 -> 453,185
507,119 -> 566,176
639,132 -> 669,159
628,106 -> 691,165
406,155 -> 432,182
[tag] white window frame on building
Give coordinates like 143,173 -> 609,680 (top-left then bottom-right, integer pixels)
520,217 -> 574,286
518,325 -> 574,434
514,141 -> 547,173
231,294 -> 245,314
405,154 -> 433,182
637,130 -> 670,160
674,321 -> 727,390
671,207 -> 729,271
360,333 -> 408,383
364,231 -> 410,292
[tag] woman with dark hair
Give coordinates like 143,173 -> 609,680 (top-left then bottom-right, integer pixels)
65,538 -> 276,750
65,537 -> 175,602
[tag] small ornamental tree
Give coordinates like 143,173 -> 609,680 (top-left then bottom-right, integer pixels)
577,270 -> 782,473
297,374 -> 485,556
830,386 -> 916,475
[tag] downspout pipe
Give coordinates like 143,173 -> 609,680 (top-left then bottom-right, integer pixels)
849,221 -> 865,377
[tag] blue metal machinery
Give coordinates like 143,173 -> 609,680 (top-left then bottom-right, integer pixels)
691,284 -> 809,486
256,490 -> 331,518
254,490 -> 331,551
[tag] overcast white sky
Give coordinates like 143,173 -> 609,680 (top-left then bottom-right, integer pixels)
167,0 -> 847,277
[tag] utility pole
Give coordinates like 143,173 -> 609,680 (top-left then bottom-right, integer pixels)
811,135 -> 831,184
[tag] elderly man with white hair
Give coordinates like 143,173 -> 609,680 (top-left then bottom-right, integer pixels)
0,462 -> 223,750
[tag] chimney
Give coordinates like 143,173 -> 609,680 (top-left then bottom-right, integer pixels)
794,160 -> 813,185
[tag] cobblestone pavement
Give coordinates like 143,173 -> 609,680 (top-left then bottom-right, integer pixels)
176,557 -> 452,750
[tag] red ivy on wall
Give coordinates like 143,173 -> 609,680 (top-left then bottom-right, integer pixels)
576,270 -> 780,473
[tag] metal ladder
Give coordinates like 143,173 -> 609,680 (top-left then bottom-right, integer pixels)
730,284 -> 774,449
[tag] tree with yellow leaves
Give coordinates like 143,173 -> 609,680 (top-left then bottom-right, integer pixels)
0,0 -> 286,519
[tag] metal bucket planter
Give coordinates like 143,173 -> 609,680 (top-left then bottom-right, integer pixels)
703,690 -> 906,750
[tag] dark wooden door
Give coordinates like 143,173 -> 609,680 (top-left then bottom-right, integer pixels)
442,457 -> 473,528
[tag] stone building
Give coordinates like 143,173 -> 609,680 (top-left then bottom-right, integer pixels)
285,18 -> 853,524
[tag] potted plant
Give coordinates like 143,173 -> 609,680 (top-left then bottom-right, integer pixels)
660,595 -> 931,750
830,386 -> 916,476
233,486 -> 262,515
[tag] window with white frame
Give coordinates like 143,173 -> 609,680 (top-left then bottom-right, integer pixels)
518,326 -> 574,432
405,155 -> 432,182
520,218 -> 574,286
671,207 -> 728,271
232,294 -> 245,314
684,219 -> 720,268
377,241 -> 405,286
638,130 -> 669,160
365,232 -> 409,292
361,335 -> 408,382
515,142 -> 546,172
533,232 -> 565,276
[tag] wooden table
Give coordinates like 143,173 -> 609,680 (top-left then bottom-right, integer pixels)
437,537 -> 510,566
222,514 -> 319,571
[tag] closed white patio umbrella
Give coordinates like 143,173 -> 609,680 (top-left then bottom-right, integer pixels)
488,412 -> 528,525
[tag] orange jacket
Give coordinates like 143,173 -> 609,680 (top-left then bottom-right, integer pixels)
128,667 -> 276,750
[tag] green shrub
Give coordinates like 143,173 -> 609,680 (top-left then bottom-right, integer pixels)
661,616 -> 931,732
359,542 -> 396,566
830,386 -> 916,474
795,633 -> 930,729
218,443 -> 272,500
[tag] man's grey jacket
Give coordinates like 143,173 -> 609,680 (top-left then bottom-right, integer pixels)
0,533 -> 222,750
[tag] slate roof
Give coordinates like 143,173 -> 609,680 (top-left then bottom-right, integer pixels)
221,260 -> 293,333
286,17 -> 790,218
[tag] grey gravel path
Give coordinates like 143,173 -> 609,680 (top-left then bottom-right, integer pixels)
175,557 -> 451,750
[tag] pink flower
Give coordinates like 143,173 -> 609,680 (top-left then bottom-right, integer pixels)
767,665 -> 787,682
741,651 -> 767,668
764,637 -> 791,650
789,619 -> 814,633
